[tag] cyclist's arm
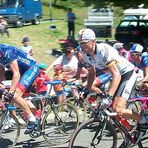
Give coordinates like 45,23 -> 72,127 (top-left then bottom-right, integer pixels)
107,61 -> 121,96
142,66 -> 148,82
9,60 -> 20,92
0,65 -> 5,82
86,65 -> 96,91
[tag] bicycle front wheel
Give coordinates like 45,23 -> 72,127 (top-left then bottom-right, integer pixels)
69,118 -> 117,148
42,102 -> 79,145
0,112 -> 20,148
66,96 -> 87,122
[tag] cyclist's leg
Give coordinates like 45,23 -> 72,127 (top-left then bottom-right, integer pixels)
13,64 -> 39,134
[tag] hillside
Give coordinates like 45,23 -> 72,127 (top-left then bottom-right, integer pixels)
0,0 -> 123,66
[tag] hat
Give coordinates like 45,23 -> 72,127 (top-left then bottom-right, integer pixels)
22,37 -> 30,44
54,64 -> 63,70
113,42 -> 123,50
39,63 -> 47,69
78,28 -> 96,42
130,44 -> 143,53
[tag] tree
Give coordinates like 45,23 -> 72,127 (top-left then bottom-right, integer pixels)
82,0 -> 148,8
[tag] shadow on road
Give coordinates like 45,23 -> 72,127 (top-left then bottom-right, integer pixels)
15,138 -> 69,148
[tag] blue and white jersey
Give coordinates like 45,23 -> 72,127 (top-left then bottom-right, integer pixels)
140,52 -> 148,69
0,44 -> 36,74
82,43 -> 135,75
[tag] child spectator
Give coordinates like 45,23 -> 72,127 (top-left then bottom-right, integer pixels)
20,37 -> 33,56
34,63 -> 50,95
53,64 -> 67,104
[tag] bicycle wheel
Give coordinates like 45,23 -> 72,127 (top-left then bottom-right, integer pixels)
127,101 -> 141,131
139,136 -> 148,148
66,96 -> 87,122
0,112 -> 20,148
42,102 -> 79,145
69,118 -> 117,148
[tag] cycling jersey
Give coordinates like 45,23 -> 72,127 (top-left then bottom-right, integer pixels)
82,43 -> 137,100
0,44 -> 39,92
82,43 -> 135,75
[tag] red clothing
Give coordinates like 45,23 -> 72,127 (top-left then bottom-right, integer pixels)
34,71 -> 50,93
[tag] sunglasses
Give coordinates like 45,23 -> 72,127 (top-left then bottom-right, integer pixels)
131,52 -> 141,56
79,40 -> 90,46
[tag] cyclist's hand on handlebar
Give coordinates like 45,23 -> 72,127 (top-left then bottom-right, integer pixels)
80,87 -> 89,98
3,90 -> 14,103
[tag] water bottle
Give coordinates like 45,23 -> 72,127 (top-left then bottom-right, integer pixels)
88,97 -> 96,104
35,109 -> 42,119
119,117 -> 132,131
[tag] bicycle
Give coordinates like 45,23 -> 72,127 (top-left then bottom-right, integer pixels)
68,91 -> 148,148
0,91 -> 20,148
63,80 -> 111,122
0,80 -> 79,147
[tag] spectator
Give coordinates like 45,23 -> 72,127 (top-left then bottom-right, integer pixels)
67,8 -> 76,39
34,63 -> 50,95
20,37 -> 33,56
0,16 -> 9,37
47,46 -> 78,78
53,64 -> 67,104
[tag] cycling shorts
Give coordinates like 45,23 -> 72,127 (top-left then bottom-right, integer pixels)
17,64 -> 39,93
115,70 -> 137,100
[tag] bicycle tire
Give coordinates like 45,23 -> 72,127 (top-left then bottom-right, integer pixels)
127,101 -> 141,131
0,112 -> 20,148
66,96 -> 87,122
69,118 -> 117,148
42,102 -> 79,145
138,136 -> 148,148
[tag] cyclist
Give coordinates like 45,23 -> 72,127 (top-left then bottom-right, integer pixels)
113,42 -> 131,61
75,46 -> 112,94
77,28 -> 147,146
0,44 -> 39,134
130,44 -> 148,90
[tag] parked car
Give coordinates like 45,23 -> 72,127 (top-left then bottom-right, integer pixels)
115,19 -> 148,46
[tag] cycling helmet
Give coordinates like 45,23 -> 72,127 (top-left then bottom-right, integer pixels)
39,63 -> 47,69
130,44 -> 143,53
78,28 -> 96,43
113,42 -> 123,50
53,64 -> 63,71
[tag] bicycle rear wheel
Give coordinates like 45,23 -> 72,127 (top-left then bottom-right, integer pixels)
0,112 -> 20,148
69,118 -> 117,148
42,102 -> 79,145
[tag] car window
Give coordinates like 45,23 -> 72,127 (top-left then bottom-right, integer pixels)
129,21 -> 137,27
139,22 -> 146,27
119,21 -> 130,27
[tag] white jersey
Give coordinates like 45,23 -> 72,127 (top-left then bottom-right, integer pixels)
83,43 -> 135,75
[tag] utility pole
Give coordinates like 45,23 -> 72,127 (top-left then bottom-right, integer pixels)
49,0 -> 52,20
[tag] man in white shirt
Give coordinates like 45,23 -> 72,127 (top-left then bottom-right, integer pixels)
78,28 -> 148,146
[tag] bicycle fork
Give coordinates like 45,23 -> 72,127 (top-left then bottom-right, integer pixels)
91,118 -> 107,147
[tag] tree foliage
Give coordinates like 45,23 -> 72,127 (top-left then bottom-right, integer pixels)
82,0 -> 148,9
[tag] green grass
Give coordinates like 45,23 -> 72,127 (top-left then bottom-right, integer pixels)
0,1 -> 123,67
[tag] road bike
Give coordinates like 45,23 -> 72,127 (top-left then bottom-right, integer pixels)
0,80 -> 79,147
68,91 -> 148,148
0,92 -> 20,148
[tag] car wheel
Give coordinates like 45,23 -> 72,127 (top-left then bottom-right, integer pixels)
32,17 -> 40,25
15,19 -> 24,28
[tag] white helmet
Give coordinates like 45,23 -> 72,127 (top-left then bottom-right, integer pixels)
113,42 -> 124,50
